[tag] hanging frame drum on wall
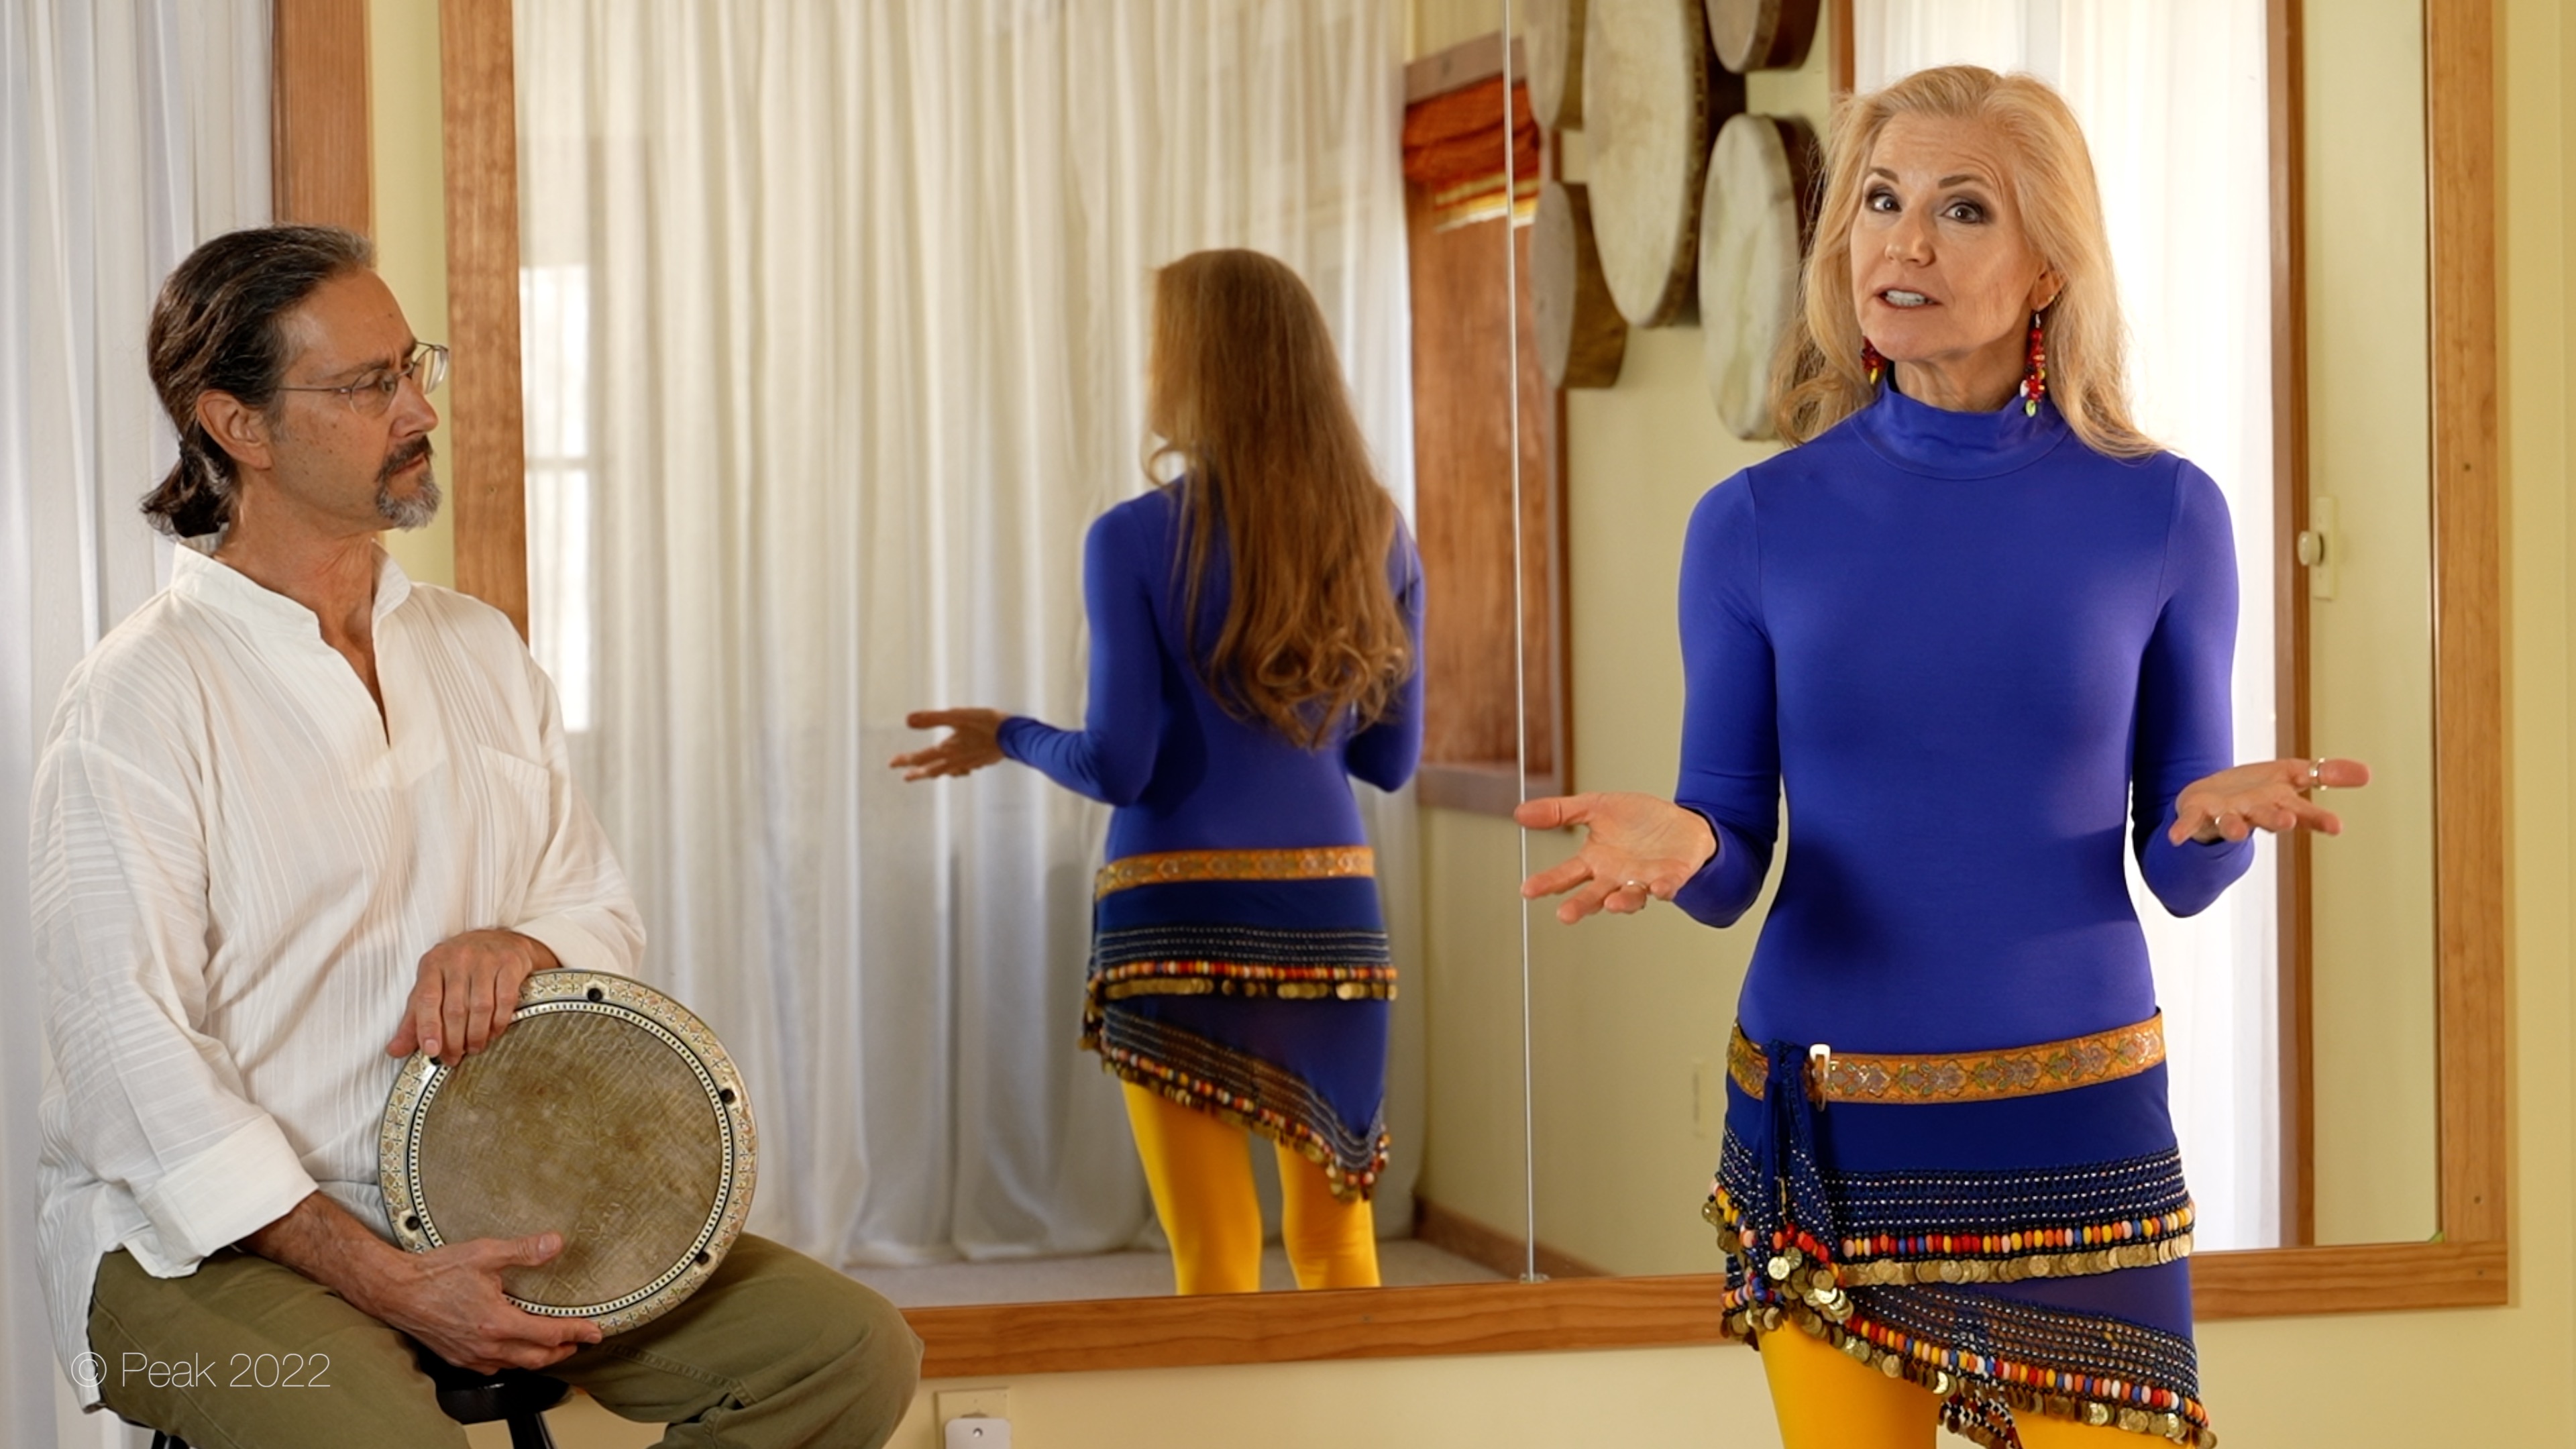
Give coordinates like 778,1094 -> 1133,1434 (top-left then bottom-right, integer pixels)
380,970 -> 759,1335
1528,0 -> 1588,130
1581,0 -> 1742,327
1699,113 -> 1818,439
1704,0 -> 1822,74
1537,180 -> 1629,388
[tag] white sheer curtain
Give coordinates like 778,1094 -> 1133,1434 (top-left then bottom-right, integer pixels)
1,3 -> 270,1440
516,0 -> 1417,1270
1854,0 -> 2281,1250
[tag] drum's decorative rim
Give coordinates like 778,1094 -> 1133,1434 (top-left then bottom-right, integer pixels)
377,969 -> 759,1336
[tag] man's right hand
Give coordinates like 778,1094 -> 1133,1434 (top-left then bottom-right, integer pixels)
367,1231 -> 604,1373
244,1193 -> 602,1373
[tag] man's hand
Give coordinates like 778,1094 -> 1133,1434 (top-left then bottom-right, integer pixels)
387,930 -> 559,1065
245,1193 -> 602,1373
364,1232 -> 604,1373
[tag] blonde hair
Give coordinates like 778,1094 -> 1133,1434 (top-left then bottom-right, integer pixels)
1774,65 -> 2157,458
1146,250 -> 1412,749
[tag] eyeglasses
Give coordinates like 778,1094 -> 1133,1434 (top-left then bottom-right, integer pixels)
274,341 -> 450,416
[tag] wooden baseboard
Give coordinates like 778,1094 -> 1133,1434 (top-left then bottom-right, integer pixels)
1413,1197 -> 1611,1281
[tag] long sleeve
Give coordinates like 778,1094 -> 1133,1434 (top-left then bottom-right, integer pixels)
998,506 -> 1165,806
504,652 -> 647,977
1344,525 -> 1426,792
2130,463 -> 2256,915
32,714 -> 317,1280
1671,477 -> 1781,927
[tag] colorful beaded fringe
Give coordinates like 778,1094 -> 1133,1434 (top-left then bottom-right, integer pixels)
1091,922 -> 1397,1003
1087,1006 -> 1388,1202
1711,1019 -> 2209,1445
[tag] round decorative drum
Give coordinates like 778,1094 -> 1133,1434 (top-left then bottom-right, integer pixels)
380,970 -> 757,1334
1704,0 -> 1821,74
1699,113 -> 1815,439
1582,0 -> 1733,327
1536,179 -> 1629,388
1528,0 -> 1589,130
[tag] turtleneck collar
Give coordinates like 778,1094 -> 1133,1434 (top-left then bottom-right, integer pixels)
1849,374 -> 2074,479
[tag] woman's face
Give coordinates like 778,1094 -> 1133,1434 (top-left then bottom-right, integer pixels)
1848,113 -> 2058,392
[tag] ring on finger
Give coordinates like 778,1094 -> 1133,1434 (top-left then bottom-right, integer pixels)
2309,757 -> 2326,792
1621,879 -> 1652,904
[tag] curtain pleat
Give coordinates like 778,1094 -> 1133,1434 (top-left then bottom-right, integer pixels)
2,2 -> 270,1437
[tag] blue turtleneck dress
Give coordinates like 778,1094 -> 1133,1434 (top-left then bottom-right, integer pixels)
1675,384 -> 2247,1448
997,483 -> 1424,1201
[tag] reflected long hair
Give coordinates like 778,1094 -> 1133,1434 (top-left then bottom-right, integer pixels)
1774,65 -> 2157,458
1145,250 -> 1411,749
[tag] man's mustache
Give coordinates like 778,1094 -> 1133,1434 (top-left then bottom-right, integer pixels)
378,436 -> 434,483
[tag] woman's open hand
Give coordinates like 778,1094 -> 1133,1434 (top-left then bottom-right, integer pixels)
891,708 -> 1006,781
2169,757 -> 2371,845
1513,792 -> 1719,923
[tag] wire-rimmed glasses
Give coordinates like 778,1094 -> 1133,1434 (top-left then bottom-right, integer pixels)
274,341 -> 450,416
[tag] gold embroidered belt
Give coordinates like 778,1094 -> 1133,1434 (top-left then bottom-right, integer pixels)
1094,846 -> 1375,899
1728,1014 -> 2165,1106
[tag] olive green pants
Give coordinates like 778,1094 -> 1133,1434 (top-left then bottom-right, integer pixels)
87,1234 -> 920,1448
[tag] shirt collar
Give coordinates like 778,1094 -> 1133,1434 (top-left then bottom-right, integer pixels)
170,535 -> 417,637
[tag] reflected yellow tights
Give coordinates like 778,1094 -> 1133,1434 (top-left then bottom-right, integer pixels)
1120,1082 -> 1379,1294
1761,1319 -> 2148,1448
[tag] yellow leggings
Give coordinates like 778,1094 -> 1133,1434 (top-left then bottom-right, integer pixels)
1120,1082 -> 1379,1293
1761,1318 -> 2151,1448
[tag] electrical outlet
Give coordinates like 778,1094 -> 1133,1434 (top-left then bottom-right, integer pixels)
936,1389 -> 1011,1427
944,1417 -> 1012,1449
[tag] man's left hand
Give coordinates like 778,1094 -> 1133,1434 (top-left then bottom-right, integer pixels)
387,930 -> 559,1065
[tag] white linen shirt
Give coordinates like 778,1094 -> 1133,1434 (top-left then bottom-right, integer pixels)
30,541 -> 645,1404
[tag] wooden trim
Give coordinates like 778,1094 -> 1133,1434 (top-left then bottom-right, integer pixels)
1419,763 -> 1564,816
2192,1240 -> 2507,1318
908,1275 -> 1731,1381
2266,0 -> 2317,1250
1829,0 -> 1854,95
1413,1199 -> 1612,1282
271,0 -> 371,232
2423,0 -> 2508,1251
902,1238 -> 2512,1380
439,0 -> 529,635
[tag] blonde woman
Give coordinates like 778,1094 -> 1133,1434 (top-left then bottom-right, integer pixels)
1520,68 -> 2364,1447
896,250 -> 1421,1295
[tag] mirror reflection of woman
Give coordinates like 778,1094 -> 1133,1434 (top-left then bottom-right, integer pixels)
894,250 -> 1422,1295
1521,68 -> 2365,1448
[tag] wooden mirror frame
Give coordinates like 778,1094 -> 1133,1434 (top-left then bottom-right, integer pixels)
274,0 -> 2500,1379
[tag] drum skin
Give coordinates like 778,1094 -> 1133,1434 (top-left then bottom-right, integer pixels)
1536,180 -> 1629,388
1699,113 -> 1817,438
1529,0 -> 1588,130
380,970 -> 757,1334
1582,0 -> 1741,327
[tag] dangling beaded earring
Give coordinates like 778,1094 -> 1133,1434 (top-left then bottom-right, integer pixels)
2020,311 -> 2047,417
1861,339 -> 1884,386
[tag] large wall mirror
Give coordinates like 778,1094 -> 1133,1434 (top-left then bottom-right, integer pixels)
380,0 -> 2498,1382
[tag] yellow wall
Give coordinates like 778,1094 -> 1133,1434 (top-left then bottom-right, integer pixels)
2302,0 -> 2443,1246
370,0 -> 456,588
428,2 -> 2573,1443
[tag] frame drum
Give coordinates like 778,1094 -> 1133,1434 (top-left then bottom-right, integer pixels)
1582,0 -> 1740,327
1699,113 -> 1817,439
380,970 -> 757,1334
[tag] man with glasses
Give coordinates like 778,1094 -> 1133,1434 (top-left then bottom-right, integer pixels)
30,226 -> 919,1446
